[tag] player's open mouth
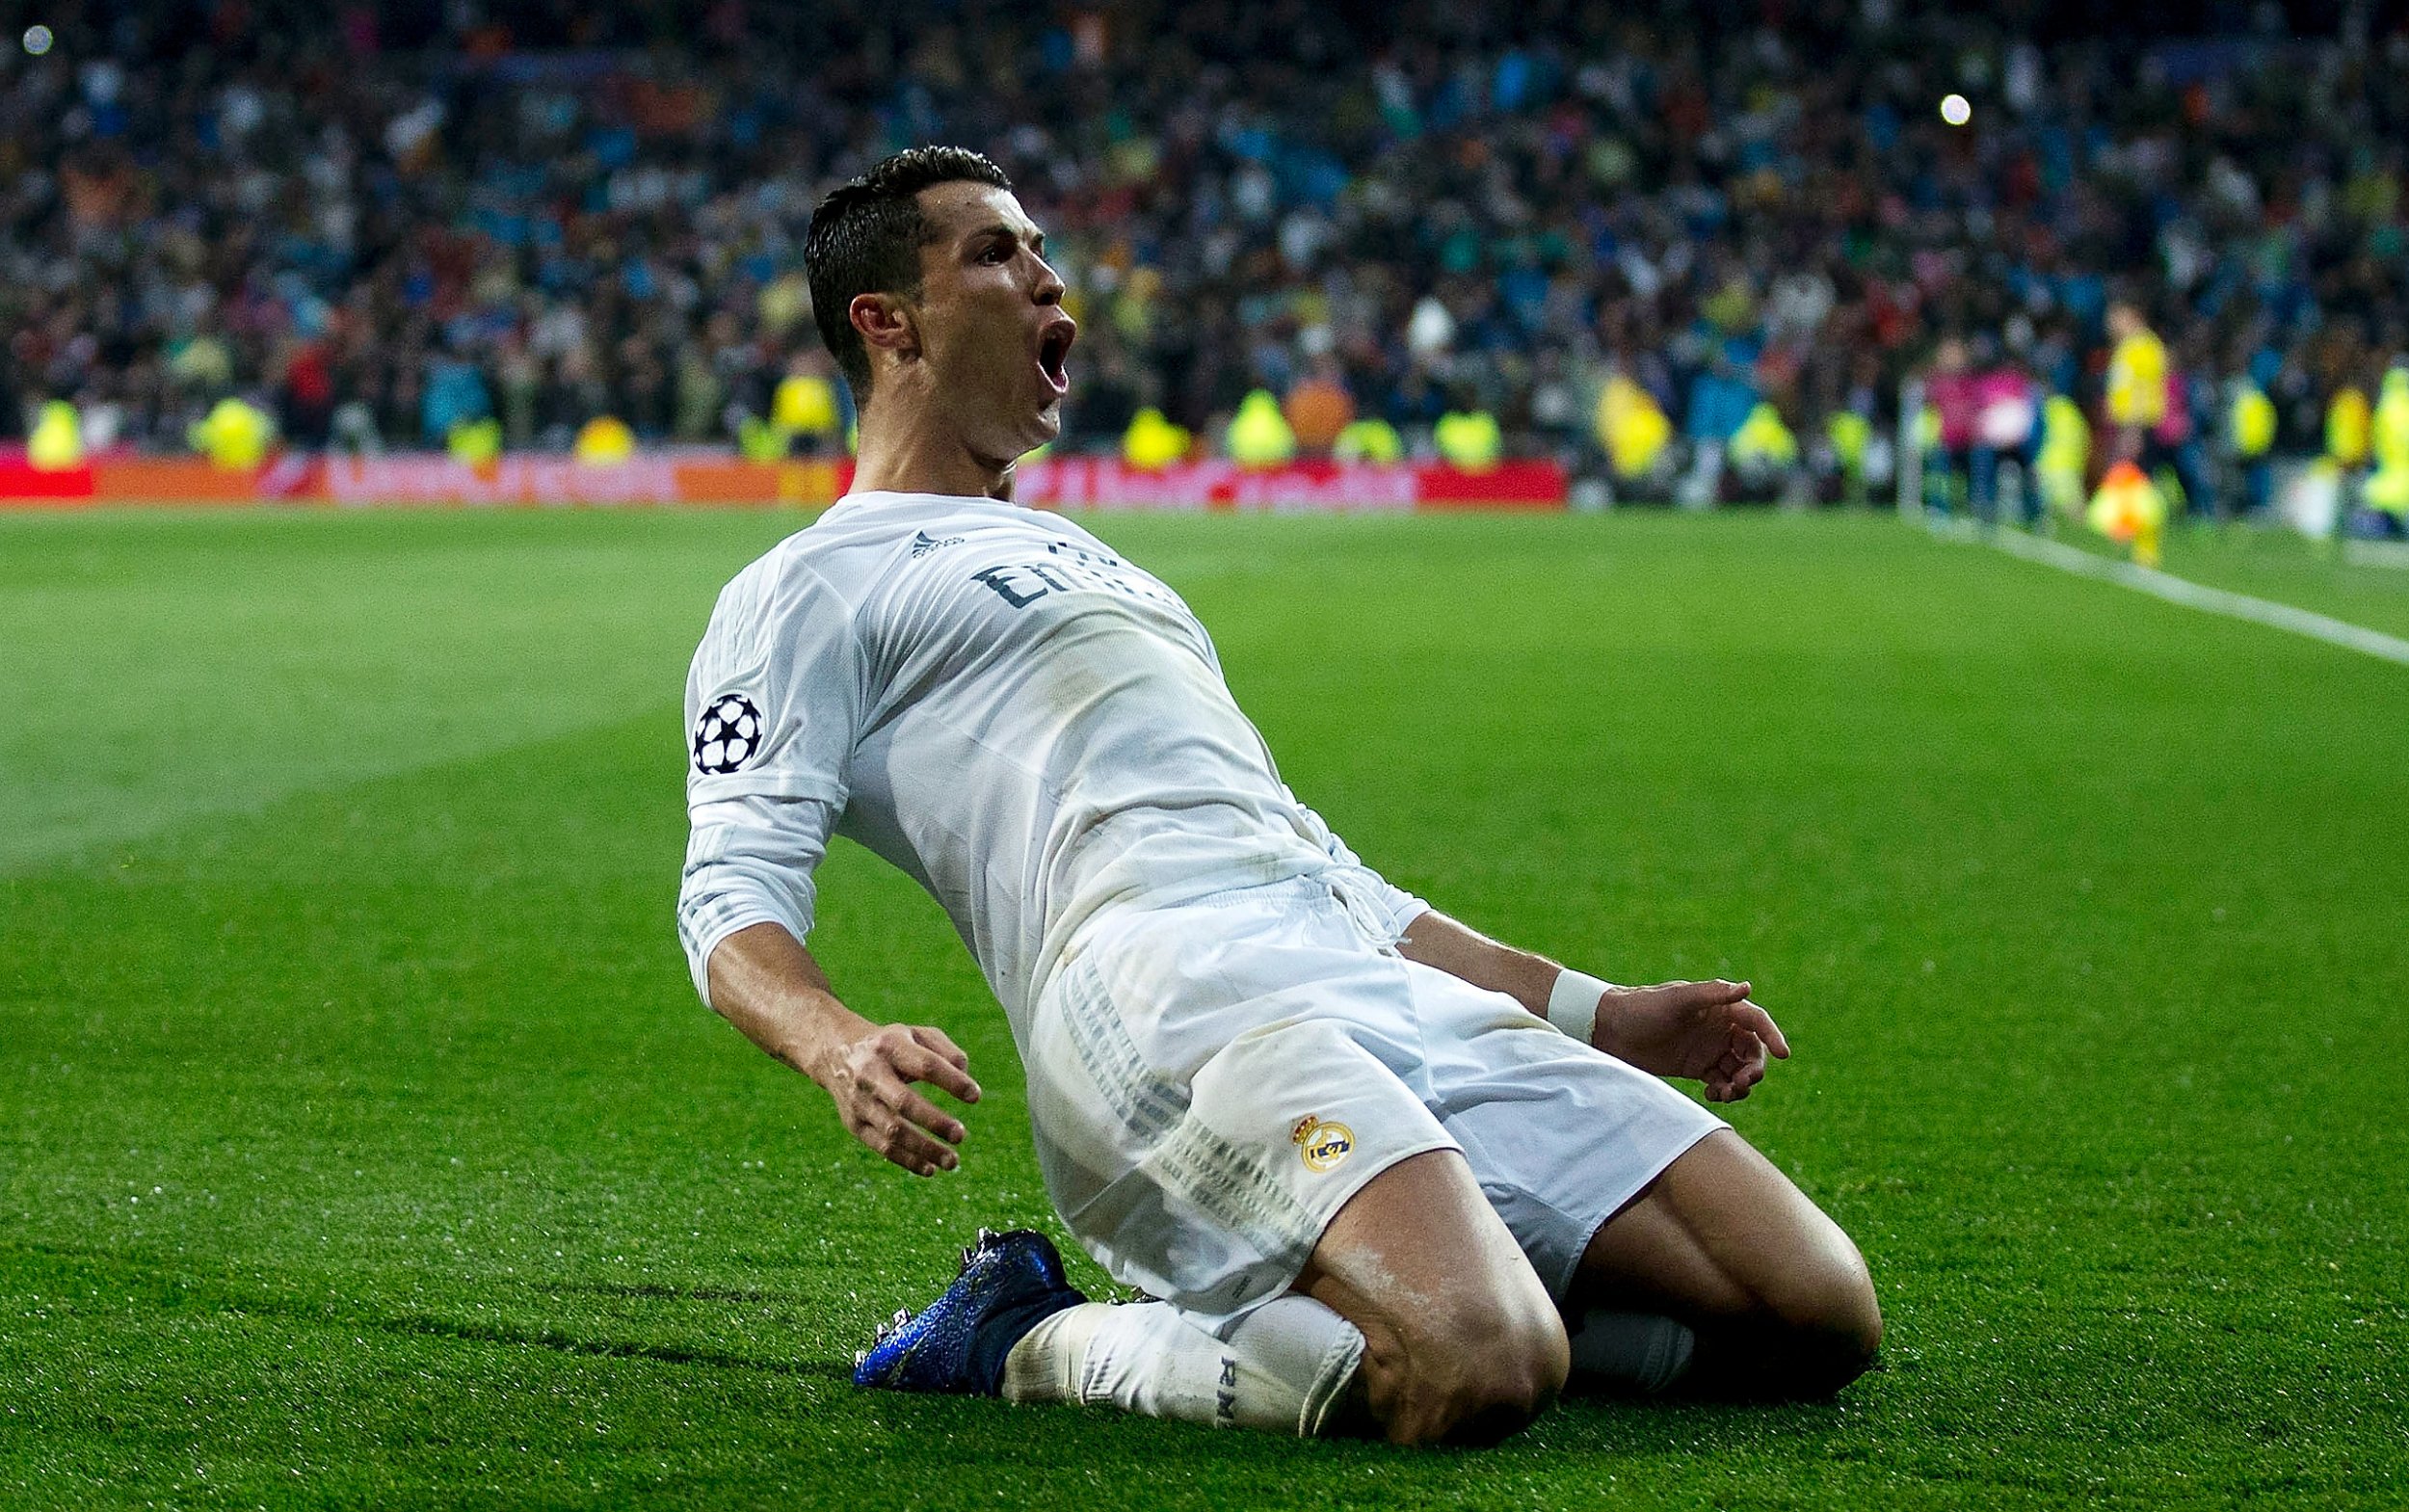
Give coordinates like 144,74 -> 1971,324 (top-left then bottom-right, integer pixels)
1036,321 -> 1075,396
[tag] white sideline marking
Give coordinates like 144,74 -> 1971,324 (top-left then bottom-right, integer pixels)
1927,518 -> 2409,668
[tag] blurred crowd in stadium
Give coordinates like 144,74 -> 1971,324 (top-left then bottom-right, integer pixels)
6,0 -> 2409,531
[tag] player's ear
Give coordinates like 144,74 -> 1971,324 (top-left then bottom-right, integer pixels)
850,292 -> 919,366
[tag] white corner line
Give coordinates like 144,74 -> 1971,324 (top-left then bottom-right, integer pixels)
1924,517 -> 2409,668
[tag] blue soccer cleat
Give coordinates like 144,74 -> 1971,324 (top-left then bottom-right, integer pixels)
852,1228 -> 1088,1395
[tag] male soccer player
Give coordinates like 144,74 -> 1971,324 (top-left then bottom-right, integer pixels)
678,146 -> 1880,1446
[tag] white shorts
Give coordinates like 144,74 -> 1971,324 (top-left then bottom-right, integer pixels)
1024,874 -> 1725,1333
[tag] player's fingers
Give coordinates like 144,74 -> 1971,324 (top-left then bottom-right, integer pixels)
1734,1048 -> 1765,1088
849,1109 -> 913,1174
911,1024 -> 975,1077
1656,979 -> 1750,1022
852,1101 -> 958,1175
1708,1028 -> 1766,1099
1734,1027 -> 1770,1073
1733,1001 -> 1790,1059
1703,1047 -> 1741,1101
892,1040 -> 983,1104
880,1121 -> 960,1177
860,1065 -> 966,1144
884,1082 -> 968,1147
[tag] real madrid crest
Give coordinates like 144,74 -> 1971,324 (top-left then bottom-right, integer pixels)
1290,1114 -> 1354,1173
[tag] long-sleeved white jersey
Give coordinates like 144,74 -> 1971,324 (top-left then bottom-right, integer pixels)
675,490 -> 1422,1034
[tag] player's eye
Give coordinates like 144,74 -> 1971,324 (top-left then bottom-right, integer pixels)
981,243 -> 1011,264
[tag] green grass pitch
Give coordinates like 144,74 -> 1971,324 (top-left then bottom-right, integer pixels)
3,506 -> 2403,1508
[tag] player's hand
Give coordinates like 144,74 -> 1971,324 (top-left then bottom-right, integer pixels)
1592,979 -> 1790,1102
813,1022 -> 983,1176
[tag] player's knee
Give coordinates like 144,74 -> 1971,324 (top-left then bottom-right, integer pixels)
1377,1288 -> 1569,1446
1757,1242 -> 1881,1396
1794,1241 -> 1881,1351
1810,1269 -> 1883,1393
1447,1306 -> 1571,1444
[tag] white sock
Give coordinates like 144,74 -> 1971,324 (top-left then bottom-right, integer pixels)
1002,1295 -> 1363,1436
1568,1310 -> 1695,1394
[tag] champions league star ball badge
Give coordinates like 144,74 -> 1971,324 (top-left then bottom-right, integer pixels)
692,694 -> 765,775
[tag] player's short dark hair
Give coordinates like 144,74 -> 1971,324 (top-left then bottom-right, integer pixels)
805,146 -> 1013,395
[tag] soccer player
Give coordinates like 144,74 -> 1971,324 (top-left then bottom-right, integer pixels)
677,146 -> 1881,1446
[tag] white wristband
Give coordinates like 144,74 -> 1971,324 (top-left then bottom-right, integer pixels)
1547,968 -> 1612,1045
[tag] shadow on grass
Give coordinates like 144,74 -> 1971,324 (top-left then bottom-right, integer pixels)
357,1302 -> 851,1379
805,1354 -> 1872,1470
13,1237 -> 1878,1470
530,1278 -> 783,1305
1540,1383 -> 1866,1456
7,1239 -> 845,1381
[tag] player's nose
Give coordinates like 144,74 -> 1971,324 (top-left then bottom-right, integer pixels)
1032,259 -> 1066,306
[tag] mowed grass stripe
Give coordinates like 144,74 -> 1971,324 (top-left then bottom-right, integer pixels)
4,509 -> 2402,1508
0,509 -> 806,872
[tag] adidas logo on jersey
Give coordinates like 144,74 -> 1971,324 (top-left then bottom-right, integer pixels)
911,531 -> 966,557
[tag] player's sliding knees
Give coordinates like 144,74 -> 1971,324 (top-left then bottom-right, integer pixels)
1796,1241 -> 1882,1392
1577,1130 -> 1881,1401
1711,1233 -> 1882,1400
1362,1262 -> 1569,1446
1719,1182 -> 1881,1396
1699,1154 -> 1884,1398
1301,1151 -> 1570,1446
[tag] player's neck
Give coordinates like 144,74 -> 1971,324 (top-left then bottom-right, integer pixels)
851,401 -> 1014,502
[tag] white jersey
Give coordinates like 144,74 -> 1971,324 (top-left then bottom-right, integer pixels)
675,490 -> 1422,1034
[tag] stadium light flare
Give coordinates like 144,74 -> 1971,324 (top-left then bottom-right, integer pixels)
23,23 -> 54,55
1940,93 -> 1972,125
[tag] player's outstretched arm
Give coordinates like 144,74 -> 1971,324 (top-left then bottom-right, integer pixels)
1393,910 -> 1788,1102
705,921 -> 982,1176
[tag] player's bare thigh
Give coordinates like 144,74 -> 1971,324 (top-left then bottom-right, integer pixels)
1571,1128 -> 1881,1395
1290,1149 -> 1569,1446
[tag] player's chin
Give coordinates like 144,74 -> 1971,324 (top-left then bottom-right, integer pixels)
1023,398 -> 1064,446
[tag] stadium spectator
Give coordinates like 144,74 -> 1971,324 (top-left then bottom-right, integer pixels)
1921,336 -> 1982,515
2220,355 -> 2279,518
1283,358 -> 1356,457
4,0 -> 2408,512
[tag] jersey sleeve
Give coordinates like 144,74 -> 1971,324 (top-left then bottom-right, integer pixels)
1286,788 -> 1430,943
676,555 -> 870,1004
676,792 -> 838,1006
684,557 -> 868,807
